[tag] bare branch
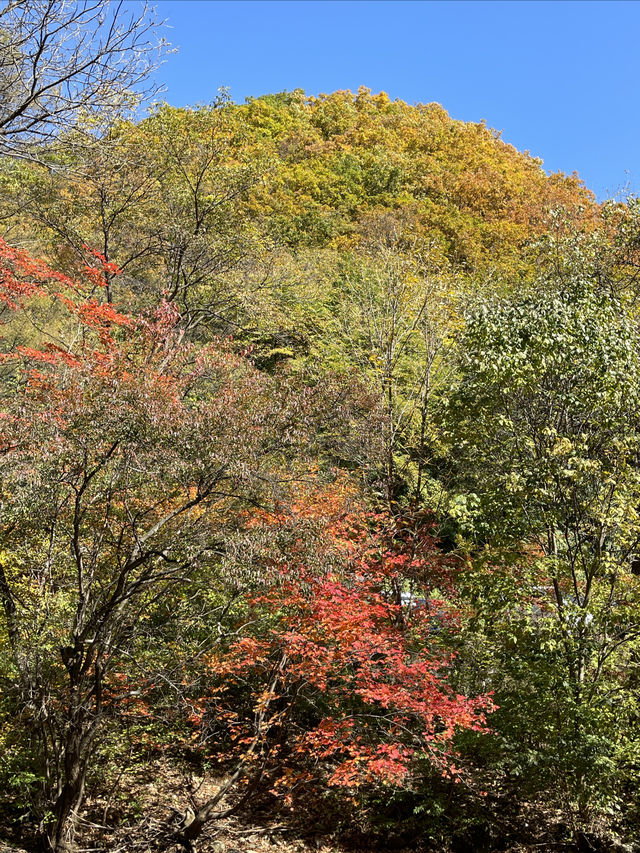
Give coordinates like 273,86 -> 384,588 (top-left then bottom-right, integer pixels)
0,0 -> 168,159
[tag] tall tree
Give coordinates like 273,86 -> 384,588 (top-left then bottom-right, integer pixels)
446,278 -> 640,816
0,240 -> 310,851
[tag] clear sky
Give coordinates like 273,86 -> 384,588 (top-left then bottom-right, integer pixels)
151,0 -> 640,201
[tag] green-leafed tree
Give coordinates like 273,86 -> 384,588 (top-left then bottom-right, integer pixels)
446,278 -> 640,822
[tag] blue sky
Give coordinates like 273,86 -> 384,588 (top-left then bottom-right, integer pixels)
152,1 -> 640,201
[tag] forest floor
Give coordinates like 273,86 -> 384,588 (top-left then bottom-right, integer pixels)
0,757 -> 636,853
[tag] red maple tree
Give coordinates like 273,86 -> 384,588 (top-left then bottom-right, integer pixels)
176,491 -> 493,847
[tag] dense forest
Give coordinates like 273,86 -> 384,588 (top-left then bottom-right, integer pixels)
2,4 -> 640,853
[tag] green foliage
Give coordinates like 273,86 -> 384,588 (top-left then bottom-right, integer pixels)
446,278 -> 640,822
448,280 -> 640,543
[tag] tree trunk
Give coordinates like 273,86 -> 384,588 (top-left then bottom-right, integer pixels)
46,730 -> 91,853
44,657 -> 101,853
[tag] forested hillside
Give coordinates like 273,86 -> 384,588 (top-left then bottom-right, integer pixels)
3,5 -> 640,853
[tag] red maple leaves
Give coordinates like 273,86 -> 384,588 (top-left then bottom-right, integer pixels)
193,496 -> 493,799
